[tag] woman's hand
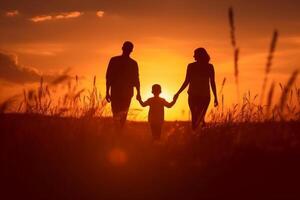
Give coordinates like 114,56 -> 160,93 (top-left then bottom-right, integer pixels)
105,93 -> 111,103
214,98 -> 219,107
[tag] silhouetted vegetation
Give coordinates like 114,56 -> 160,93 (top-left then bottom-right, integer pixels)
0,6 -> 299,199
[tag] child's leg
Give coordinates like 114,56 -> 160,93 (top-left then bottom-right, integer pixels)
150,123 -> 162,140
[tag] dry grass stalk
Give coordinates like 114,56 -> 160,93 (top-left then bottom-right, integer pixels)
279,70 -> 298,113
228,7 -> 240,100
0,95 -> 19,113
219,77 -> 226,95
266,81 -> 275,117
260,30 -> 279,104
234,48 -> 239,86
228,7 -> 236,48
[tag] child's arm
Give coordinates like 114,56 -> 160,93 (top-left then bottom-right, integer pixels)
137,96 -> 150,107
164,95 -> 178,108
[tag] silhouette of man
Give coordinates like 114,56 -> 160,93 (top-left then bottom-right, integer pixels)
105,41 -> 141,127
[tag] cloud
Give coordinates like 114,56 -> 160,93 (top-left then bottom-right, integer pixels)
0,52 -> 56,83
54,11 -> 82,19
30,15 -> 52,22
5,10 -> 19,17
96,10 -> 104,18
30,11 -> 83,22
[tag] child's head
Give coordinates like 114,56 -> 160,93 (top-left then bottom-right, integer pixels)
152,84 -> 161,96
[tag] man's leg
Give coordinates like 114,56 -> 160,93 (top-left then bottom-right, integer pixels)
119,97 -> 131,127
111,97 -> 131,128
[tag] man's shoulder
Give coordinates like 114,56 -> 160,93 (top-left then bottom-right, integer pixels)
110,55 -> 122,61
129,57 -> 138,65
111,56 -> 137,64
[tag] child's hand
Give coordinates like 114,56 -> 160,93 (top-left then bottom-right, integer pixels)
214,98 -> 219,107
173,93 -> 179,101
136,94 -> 142,101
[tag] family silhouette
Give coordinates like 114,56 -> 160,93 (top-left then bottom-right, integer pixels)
105,41 -> 218,139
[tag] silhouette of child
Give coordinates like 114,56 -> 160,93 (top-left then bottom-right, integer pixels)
137,84 -> 177,140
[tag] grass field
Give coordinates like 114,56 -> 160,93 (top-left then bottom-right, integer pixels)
1,113 -> 300,199
1,7 -> 300,199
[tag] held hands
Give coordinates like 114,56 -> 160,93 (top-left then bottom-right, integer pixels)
214,98 -> 219,107
105,93 -> 111,103
136,93 -> 142,102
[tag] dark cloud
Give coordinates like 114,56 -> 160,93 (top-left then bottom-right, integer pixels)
0,52 -> 56,83
5,10 -> 19,17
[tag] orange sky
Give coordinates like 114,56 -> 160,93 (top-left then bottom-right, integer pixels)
0,0 -> 299,120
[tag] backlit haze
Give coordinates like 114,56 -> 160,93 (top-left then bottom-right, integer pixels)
0,0 -> 299,120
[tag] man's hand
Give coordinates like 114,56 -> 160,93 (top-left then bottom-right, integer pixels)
214,98 -> 219,107
105,94 -> 111,103
136,93 -> 141,101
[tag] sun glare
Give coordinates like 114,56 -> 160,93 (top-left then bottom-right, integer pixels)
108,148 -> 128,166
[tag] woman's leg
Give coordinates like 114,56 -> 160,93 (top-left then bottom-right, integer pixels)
188,96 -> 198,130
198,97 -> 210,127
189,96 -> 210,130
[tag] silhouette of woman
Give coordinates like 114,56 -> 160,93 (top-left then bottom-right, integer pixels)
174,48 -> 218,130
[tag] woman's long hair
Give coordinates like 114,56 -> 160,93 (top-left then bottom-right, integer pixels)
194,48 -> 210,63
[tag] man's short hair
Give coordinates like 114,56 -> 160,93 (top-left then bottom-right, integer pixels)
122,41 -> 134,51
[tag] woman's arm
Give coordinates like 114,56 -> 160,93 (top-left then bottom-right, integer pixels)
174,65 -> 190,98
209,65 -> 218,107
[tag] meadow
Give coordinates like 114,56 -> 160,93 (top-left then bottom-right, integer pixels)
0,71 -> 299,199
1,7 -> 300,200
1,113 -> 300,199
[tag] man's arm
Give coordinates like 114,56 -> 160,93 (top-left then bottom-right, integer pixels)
134,61 -> 141,99
209,65 -> 218,107
105,58 -> 113,102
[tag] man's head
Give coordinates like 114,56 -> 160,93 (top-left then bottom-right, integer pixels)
194,48 -> 210,63
152,84 -> 162,96
122,41 -> 134,56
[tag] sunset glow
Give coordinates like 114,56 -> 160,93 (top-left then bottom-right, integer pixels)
1,1 -> 300,199
0,0 -> 299,120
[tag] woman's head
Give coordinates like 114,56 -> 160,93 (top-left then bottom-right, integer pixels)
194,48 -> 210,63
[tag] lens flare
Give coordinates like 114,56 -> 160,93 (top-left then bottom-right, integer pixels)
108,148 -> 128,166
